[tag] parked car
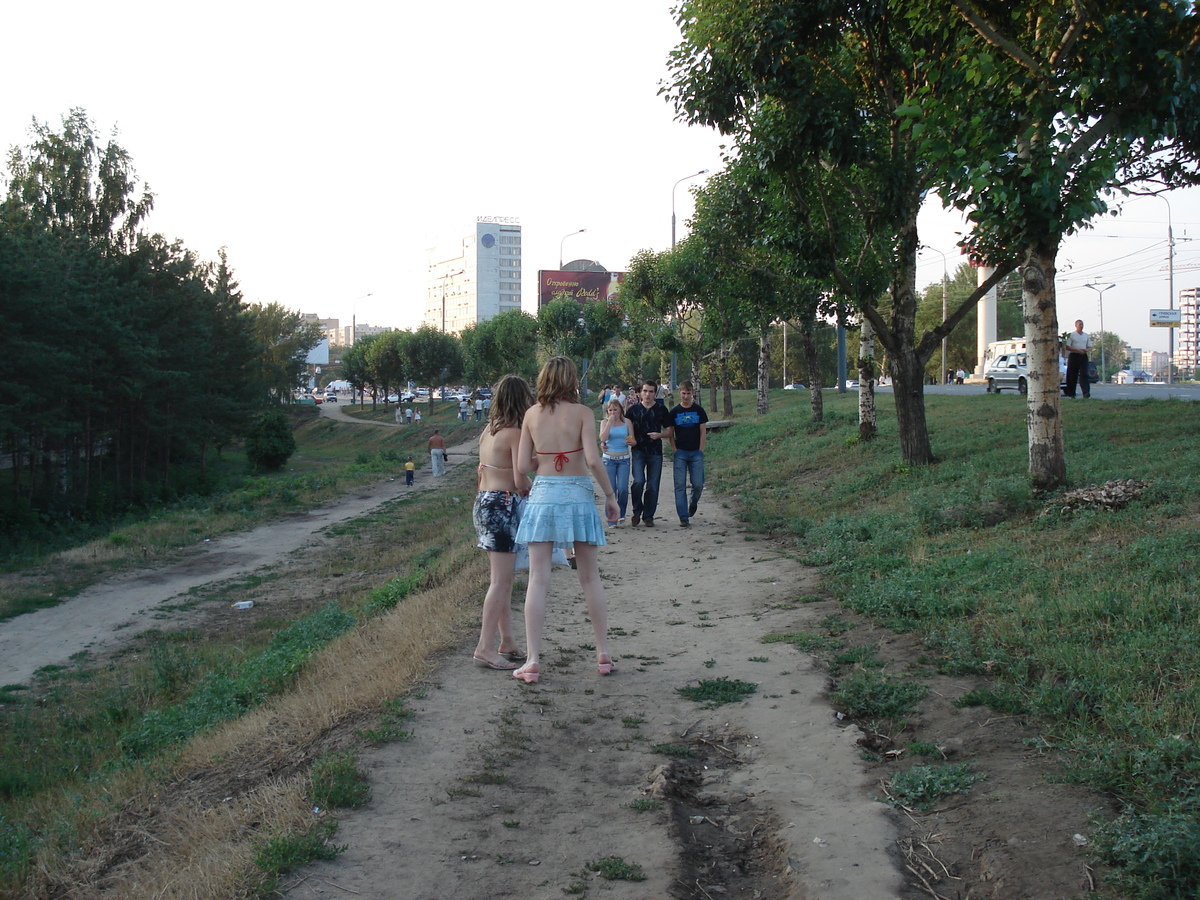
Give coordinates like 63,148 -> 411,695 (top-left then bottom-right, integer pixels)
985,354 -> 1098,395
783,383 -> 806,390
324,391 -> 338,403
399,390 -> 416,402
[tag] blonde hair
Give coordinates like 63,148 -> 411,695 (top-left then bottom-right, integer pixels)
605,399 -> 626,421
488,374 -> 535,434
535,356 -> 579,410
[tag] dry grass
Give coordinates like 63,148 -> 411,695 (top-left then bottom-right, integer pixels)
25,554 -> 487,899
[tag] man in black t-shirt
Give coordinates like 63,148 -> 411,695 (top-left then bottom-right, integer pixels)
626,380 -> 673,527
668,381 -> 708,527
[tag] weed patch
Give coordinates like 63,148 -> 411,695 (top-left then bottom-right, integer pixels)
884,762 -> 984,810
677,677 -> 758,707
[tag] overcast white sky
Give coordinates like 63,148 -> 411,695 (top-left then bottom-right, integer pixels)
3,0 -> 1198,356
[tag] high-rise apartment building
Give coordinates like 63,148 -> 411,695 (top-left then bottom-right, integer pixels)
1177,286 -> 1200,376
424,218 -> 522,335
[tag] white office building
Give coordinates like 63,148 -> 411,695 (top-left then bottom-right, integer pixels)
1177,286 -> 1200,376
424,218 -> 522,335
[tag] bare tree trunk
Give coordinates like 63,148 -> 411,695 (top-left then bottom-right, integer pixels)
800,326 -> 823,423
858,318 -> 877,441
1022,245 -> 1066,489
719,350 -> 733,416
756,330 -> 770,415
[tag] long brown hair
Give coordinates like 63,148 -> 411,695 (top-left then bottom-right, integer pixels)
487,375 -> 535,434
535,356 -> 579,410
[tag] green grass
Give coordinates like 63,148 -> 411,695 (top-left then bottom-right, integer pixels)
885,762 -> 985,810
586,856 -> 647,881
0,414 -> 479,894
308,753 -> 371,810
676,677 -> 758,707
702,388 -> 1200,899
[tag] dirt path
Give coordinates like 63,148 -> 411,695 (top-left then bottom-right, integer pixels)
0,436 -> 475,687
280,496 -> 902,900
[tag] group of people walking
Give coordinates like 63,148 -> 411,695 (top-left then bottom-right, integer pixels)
470,360 -> 709,686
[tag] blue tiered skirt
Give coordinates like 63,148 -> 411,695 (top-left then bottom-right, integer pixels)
514,475 -> 607,550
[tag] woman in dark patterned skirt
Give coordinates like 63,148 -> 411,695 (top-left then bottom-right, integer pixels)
471,374 -> 536,670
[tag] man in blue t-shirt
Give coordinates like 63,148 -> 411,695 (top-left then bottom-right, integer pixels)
668,381 -> 708,527
626,380 -> 674,527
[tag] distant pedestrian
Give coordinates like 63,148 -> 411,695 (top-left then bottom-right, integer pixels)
405,406 -> 413,423
395,406 -> 404,425
428,429 -> 446,476
414,409 -> 421,423
668,381 -> 707,527
405,458 -> 415,486
459,398 -> 470,421
475,396 -> 485,421
1064,319 -> 1092,399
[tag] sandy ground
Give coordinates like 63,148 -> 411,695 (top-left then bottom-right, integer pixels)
281,495 -> 903,900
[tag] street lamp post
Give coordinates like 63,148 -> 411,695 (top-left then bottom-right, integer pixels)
1158,195 -> 1175,384
671,169 -> 710,249
559,229 -> 586,269
670,168 -> 710,390
1084,282 -> 1114,383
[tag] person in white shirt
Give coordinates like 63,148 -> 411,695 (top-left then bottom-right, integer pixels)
1064,319 -> 1092,399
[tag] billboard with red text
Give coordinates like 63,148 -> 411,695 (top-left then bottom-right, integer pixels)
538,270 -> 625,308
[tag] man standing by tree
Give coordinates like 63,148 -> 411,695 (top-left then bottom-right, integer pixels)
1064,320 -> 1092,400
627,380 -> 673,527
669,381 -> 708,527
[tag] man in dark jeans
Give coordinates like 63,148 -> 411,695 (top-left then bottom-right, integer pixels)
669,381 -> 708,527
626,380 -> 673,527
1064,319 -> 1092,398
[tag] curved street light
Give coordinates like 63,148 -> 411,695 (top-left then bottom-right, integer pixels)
671,169 -> 709,248
559,229 -> 586,269
1084,282 -> 1114,383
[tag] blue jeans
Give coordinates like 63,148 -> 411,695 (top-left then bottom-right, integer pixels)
630,449 -> 663,521
674,449 -> 705,521
603,455 -> 630,520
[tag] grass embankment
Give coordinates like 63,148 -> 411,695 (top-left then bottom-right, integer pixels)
2,389 -> 1197,897
0,400 -> 487,897
702,389 -> 1200,899
0,401 -> 482,621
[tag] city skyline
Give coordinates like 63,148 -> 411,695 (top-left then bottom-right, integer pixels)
1,1 -> 1197,356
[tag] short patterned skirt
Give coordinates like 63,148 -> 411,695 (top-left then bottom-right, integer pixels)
473,490 -> 523,553
514,475 -> 607,550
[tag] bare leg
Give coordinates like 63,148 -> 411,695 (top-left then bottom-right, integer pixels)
571,542 -> 612,670
515,542 -> 553,680
474,551 -> 517,666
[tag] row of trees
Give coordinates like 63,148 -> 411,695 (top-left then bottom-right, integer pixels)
652,0 -> 1198,488
1,111 -> 324,535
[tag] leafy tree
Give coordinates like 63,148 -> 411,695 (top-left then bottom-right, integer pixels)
404,325 -> 463,408
459,309 -> 539,386
915,266 -> 1024,380
665,0 -> 1014,464
4,108 -> 153,251
905,0 -> 1200,487
366,330 -> 409,405
247,303 -> 323,403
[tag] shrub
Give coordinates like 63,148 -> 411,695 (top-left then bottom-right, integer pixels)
244,409 -> 297,471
